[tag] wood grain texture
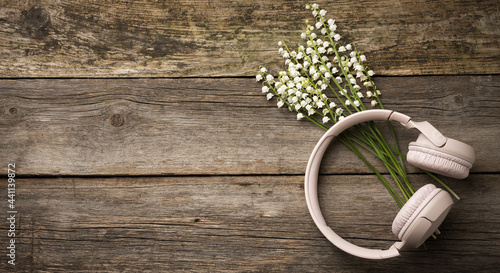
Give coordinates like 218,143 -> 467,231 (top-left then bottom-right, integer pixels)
0,0 -> 498,78
0,76 -> 498,176
0,0 -> 498,272
0,174 -> 498,272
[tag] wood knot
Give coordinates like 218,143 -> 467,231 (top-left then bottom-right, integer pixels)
23,7 -> 51,38
110,114 -> 125,127
9,108 -> 17,114
454,94 -> 464,104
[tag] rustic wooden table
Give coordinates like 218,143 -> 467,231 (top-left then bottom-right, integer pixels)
0,0 -> 499,272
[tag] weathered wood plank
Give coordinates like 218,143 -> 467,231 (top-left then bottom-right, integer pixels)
0,174 -> 498,272
0,76 -> 498,176
0,0 -> 498,77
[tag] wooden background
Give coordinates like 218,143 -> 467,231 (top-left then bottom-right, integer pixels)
0,0 -> 499,272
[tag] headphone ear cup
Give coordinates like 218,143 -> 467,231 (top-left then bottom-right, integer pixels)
407,145 -> 472,179
392,184 -> 440,240
407,134 -> 474,179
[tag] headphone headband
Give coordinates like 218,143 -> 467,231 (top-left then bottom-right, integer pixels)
305,110 -> 404,259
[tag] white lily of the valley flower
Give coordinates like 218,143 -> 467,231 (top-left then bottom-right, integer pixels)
258,3 -> 384,128
256,3 -> 459,214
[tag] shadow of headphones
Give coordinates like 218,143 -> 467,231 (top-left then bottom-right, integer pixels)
305,109 -> 475,259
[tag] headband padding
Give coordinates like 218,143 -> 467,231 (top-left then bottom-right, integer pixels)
392,184 -> 440,239
407,145 -> 472,179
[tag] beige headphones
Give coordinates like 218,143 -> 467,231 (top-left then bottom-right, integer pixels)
305,109 -> 475,259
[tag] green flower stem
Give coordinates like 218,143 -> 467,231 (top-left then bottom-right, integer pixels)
341,135 -> 404,207
309,115 -> 330,130
353,44 -> 383,108
344,124 -> 416,202
353,44 -> 380,101
298,45 -> 353,115
344,123 -> 415,202
318,20 -> 364,109
361,128 -> 411,201
304,28 -> 362,113
347,140 -> 407,189
347,130 -> 408,177
301,27 -> 353,110
387,145 -> 461,200
386,120 -> 405,172
367,124 -> 400,168
426,173 -> 460,200
368,123 -> 411,190
369,127 -> 414,200
356,125 -> 405,174
342,127 -> 410,203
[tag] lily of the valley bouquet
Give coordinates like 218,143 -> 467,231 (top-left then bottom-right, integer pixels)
257,3 -> 458,208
